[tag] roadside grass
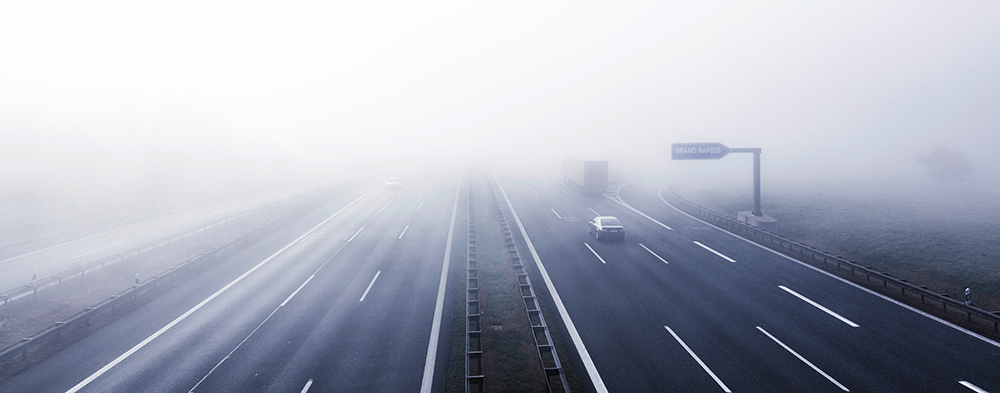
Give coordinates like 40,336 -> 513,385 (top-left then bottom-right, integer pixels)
673,185 -> 1000,312
477,178 -> 548,393
444,185 -> 469,392
445,174 -> 548,392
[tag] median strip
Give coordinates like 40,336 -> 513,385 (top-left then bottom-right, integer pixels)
493,168 -> 608,393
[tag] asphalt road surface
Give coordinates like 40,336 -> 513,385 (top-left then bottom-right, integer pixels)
1,172 -> 461,392
491,168 -> 999,393
0,180 -> 343,296
4,167 -> 999,393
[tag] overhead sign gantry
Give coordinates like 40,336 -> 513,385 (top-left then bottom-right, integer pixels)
672,143 -> 770,224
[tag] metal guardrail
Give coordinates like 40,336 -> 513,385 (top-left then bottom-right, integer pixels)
0,190 -> 334,380
489,179 -> 570,393
0,210 -> 257,308
0,208 -> 183,261
665,187 -> 1000,334
466,182 -> 483,393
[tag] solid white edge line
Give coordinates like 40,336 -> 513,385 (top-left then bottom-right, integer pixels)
359,271 -> 381,302
780,286 -> 860,328
66,185 -> 379,393
347,227 -> 364,242
651,185 -> 1000,348
960,380 -> 990,393
194,210 -> 226,220
693,241 -> 736,263
70,241 -> 123,260
584,243 -> 607,264
639,243 -> 669,264
756,326 -> 850,391
282,275 -> 315,307
605,194 -> 674,231
550,208 -> 563,219
664,326 -> 732,393
189,199 -> 374,393
491,166 -> 609,393
419,175 -> 461,393
300,379 -> 314,393
399,225 -> 410,239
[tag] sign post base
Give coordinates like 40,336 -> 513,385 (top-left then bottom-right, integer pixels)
738,211 -> 778,231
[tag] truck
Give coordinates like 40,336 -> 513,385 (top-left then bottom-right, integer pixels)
563,157 -> 608,194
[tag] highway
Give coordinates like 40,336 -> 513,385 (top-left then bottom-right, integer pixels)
0,180 -> 346,296
491,168 -> 999,393
1,172 -> 461,392
3,166 -> 999,393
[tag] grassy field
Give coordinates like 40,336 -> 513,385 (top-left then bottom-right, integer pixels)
673,183 -> 1000,312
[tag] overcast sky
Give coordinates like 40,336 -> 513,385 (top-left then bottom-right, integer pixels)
2,1 -> 998,195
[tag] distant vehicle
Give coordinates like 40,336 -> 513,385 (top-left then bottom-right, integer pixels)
588,216 -> 624,242
385,177 -> 401,190
564,157 -> 608,194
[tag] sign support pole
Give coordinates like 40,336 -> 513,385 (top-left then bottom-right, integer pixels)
731,148 -> 762,217
672,143 -> 771,223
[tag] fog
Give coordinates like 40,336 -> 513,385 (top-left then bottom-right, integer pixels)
3,0 -> 999,237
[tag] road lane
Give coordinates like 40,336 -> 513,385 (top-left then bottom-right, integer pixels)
1,172 -> 461,393
495,171 -> 1000,392
0,180 -> 374,296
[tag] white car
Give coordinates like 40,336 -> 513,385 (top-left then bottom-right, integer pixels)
588,216 -> 624,242
385,177 -> 401,190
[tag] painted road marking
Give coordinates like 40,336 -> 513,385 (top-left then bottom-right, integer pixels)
606,195 -> 673,231
188,192 -> 399,392
693,241 -> 736,263
653,185 -> 1000,349
588,208 -> 600,216
399,225 -> 410,239
420,176 -> 461,393
960,381 -> 989,393
492,168 -> 607,393
67,186 -> 382,393
562,189 -> 571,196
359,271 -> 381,302
194,210 -> 226,220
300,379 -> 314,393
532,189 -> 539,196
417,201 -> 424,210
756,326 -> 850,391
551,209 -> 563,219
639,243 -> 669,264
780,286 -> 859,328
665,326 -> 731,393
70,242 -> 123,260
584,243 -> 607,264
